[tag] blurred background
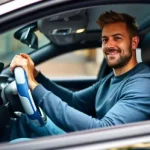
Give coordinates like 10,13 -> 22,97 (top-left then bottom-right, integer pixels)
0,29 -> 104,79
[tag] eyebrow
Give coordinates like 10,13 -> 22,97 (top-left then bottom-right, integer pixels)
102,33 -> 124,39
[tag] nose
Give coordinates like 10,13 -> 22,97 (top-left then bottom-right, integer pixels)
106,38 -> 115,49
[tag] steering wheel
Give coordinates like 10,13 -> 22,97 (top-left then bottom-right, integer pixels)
14,67 -> 46,126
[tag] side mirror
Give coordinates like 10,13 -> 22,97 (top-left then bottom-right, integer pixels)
14,23 -> 38,50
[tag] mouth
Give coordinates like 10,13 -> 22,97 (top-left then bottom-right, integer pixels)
105,50 -> 119,56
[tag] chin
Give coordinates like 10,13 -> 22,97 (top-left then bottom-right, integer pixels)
108,61 -> 128,69
108,64 -> 118,68
107,61 -> 122,69
107,60 -> 118,68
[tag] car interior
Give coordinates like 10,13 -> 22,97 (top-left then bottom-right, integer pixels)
1,1 -> 150,149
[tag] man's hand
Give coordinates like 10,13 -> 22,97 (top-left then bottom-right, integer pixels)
10,53 -> 39,90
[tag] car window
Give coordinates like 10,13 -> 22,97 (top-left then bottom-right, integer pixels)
0,29 -> 49,67
136,48 -> 142,63
36,48 -> 104,79
36,48 -> 142,79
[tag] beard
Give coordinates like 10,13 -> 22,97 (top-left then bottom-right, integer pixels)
104,44 -> 132,69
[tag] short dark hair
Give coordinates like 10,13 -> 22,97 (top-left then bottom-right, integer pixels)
97,10 -> 139,37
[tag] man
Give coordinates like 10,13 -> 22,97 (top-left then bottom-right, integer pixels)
10,11 -> 150,132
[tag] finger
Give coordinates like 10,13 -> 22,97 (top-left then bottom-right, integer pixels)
10,55 -> 21,73
20,53 -> 28,58
10,62 -> 23,74
20,53 -> 33,65
20,53 -> 31,61
10,60 -> 24,73
10,57 -> 27,73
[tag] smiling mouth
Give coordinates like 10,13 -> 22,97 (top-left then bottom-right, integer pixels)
106,50 -> 119,56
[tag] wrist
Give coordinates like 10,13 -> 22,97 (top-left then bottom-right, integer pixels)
34,68 -> 39,78
30,80 -> 38,91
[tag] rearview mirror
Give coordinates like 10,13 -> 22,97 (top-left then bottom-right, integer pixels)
20,28 -> 38,49
14,23 -> 38,49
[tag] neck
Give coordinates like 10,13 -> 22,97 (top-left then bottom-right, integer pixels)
113,59 -> 138,76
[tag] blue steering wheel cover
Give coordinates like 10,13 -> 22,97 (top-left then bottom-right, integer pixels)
15,67 -> 45,126
17,83 -> 44,125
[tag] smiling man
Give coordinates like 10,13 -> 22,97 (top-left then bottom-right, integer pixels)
98,11 -> 139,76
10,11 -> 150,133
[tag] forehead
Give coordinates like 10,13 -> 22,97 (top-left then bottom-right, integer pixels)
102,22 -> 129,37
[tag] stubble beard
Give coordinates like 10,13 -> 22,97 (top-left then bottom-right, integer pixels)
105,44 -> 132,69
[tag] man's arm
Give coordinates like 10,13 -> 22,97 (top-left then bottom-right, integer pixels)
10,53 -> 98,116
32,76 -> 150,132
35,72 -> 100,116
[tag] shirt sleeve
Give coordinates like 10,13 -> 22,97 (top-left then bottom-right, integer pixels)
32,76 -> 150,132
35,72 -> 99,116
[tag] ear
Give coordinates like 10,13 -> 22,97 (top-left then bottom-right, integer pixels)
132,36 -> 140,49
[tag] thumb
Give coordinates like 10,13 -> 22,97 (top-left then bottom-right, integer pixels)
20,53 -> 33,64
20,53 -> 29,59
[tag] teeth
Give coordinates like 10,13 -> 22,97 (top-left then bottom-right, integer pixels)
106,51 -> 118,55
109,52 -> 115,55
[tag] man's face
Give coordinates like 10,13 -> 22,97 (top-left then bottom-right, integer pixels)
101,22 -> 133,68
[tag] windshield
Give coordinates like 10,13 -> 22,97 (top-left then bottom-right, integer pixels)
0,29 -> 49,67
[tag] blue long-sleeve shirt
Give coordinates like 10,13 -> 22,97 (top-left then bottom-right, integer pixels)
32,62 -> 150,132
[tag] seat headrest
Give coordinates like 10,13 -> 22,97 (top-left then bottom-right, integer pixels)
141,33 -> 150,65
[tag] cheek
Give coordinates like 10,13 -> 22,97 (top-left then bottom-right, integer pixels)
118,41 -> 129,51
101,45 -> 105,51
102,44 -> 105,49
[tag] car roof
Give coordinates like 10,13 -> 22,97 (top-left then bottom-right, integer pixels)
0,0 -> 42,15
5,2 -> 150,47
0,1 -> 150,32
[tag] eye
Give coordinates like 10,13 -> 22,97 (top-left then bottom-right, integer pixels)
114,37 -> 121,40
102,38 -> 108,43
